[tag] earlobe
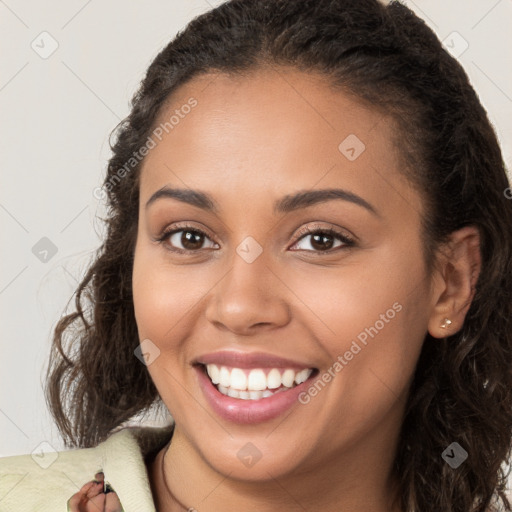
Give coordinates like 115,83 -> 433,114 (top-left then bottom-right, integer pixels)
427,226 -> 481,339
439,318 -> 452,329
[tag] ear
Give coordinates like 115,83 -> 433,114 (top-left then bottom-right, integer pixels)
427,225 -> 482,339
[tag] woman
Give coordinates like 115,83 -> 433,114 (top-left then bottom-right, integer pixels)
1,0 -> 511,511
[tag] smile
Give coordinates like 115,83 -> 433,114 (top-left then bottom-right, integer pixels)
195,363 -> 318,424
204,364 -> 314,400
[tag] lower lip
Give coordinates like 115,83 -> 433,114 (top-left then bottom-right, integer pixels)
195,366 -> 317,424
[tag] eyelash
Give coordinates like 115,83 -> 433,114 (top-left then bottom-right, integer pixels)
156,222 -> 355,255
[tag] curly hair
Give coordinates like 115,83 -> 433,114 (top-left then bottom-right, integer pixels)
45,1 -> 512,511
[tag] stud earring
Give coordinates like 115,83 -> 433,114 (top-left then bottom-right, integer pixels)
440,318 -> 452,329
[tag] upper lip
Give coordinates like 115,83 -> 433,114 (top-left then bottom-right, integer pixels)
194,351 -> 316,370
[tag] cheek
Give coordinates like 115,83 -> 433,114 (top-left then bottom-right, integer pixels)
288,244 -> 427,347
131,244 -> 207,416
290,241 -> 429,400
132,244 -> 209,341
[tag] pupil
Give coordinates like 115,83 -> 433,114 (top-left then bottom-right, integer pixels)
182,230 -> 203,250
311,233 -> 333,250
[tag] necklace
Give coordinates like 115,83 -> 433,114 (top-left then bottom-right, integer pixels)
160,442 -> 192,512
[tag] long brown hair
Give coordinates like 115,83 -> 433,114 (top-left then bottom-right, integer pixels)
45,1 -> 512,510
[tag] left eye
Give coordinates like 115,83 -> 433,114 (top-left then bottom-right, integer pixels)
291,228 -> 354,252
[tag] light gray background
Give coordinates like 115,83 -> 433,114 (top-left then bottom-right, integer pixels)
1,0 -> 511,465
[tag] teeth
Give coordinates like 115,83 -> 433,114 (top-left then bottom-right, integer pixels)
230,368 -> 247,390
267,368 -> 282,389
294,368 -> 311,385
205,364 -> 313,398
208,364 -> 220,384
219,366 -> 231,387
227,387 -> 239,398
247,369 -> 267,391
281,369 -> 296,387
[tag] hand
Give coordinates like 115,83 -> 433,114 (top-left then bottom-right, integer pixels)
67,471 -> 124,512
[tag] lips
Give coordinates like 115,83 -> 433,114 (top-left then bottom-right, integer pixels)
194,350 -> 316,370
192,350 -> 319,423
195,364 -> 318,423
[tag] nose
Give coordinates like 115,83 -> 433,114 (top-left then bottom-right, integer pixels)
204,249 -> 291,335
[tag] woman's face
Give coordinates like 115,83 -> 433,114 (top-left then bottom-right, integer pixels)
132,67 -> 438,483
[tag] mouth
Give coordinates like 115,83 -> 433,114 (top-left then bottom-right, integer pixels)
197,363 -> 318,400
195,363 -> 319,424
192,350 -> 320,423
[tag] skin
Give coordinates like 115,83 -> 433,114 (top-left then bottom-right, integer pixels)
66,472 -> 123,511
132,66 -> 481,512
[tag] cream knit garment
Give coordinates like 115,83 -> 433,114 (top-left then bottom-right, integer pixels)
0,424 -> 174,512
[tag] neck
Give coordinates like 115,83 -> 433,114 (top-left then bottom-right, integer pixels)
147,426 -> 404,512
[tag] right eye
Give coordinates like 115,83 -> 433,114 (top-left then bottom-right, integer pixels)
157,224 -> 219,254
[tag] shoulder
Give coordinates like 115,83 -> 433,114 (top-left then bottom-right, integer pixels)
0,424 -> 174,512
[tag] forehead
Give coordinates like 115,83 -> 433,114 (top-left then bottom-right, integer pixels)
139,66 -> 419,217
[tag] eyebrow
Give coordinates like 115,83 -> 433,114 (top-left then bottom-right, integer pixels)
145,186 -> 380,217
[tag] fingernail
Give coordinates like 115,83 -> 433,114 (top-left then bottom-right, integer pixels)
93,471 -> 104,482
